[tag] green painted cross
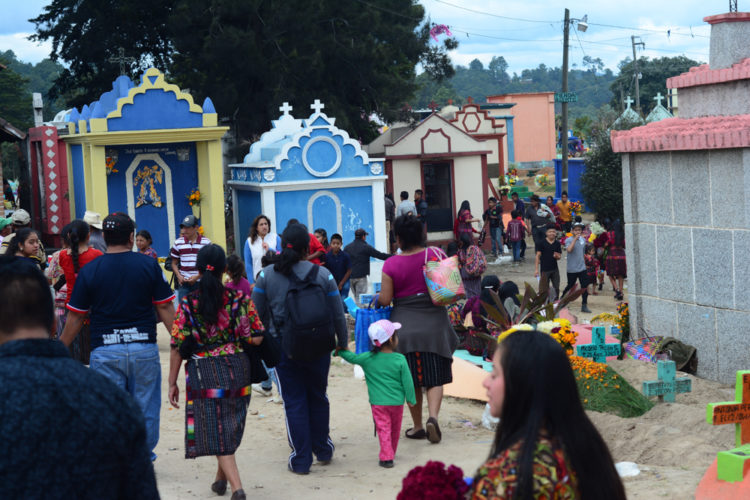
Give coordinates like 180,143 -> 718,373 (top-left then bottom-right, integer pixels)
575,326 -> 620,363
642,360 -> 691,402
717,444 -> 750,483
707,371 -> 750,447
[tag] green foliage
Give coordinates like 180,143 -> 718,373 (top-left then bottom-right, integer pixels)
0,56 -> 33,129
576,365 -> 654,418
579,107 -> 640,222
31,0 -> 456,144
30,0 -> 173,108
1,50 -> 66,120
609,55 -> 701,114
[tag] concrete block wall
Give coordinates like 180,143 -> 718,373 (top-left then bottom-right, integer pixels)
623,148 -> 750,382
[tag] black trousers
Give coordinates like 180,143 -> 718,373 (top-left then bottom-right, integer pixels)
562,271 -> 589,305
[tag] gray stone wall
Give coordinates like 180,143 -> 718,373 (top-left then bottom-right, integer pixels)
678,81 -> 750,118
623,148 -> 750,382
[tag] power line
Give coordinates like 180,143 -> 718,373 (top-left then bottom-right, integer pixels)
430,0 -> 556,23
587,21 -> 710,38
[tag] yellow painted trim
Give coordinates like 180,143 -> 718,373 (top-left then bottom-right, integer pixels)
65,143 -> 76,218
63,126 -> 229,146
202,113 -> 218,127
89,118 -> 108,133
78,120 -> 87,133
89,145 -> 109,215
196,141 -> 227,249
106,68 -> 202,121
82,144 -> 93,210
67,122 -> 75,134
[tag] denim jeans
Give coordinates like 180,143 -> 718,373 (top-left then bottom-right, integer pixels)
89,342 -> 161,460
511,240 -> 522,261
489,227 -> 503,255
176,282 -> 198,302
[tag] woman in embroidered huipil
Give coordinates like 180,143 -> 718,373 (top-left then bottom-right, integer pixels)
168,244 -> 264,500
471,330 -> 625,500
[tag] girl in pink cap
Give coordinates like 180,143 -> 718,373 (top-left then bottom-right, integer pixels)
335,319 -> 416,468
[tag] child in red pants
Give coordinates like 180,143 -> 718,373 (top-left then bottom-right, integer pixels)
335,319 -> 416,468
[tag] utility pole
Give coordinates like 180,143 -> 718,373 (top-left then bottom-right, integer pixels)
561,8 -> 570,194
631,36 -> 645,114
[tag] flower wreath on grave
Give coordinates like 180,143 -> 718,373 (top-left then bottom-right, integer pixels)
105,157 -> 118,176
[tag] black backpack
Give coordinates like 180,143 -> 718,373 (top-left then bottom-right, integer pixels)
280,265 -> 336,360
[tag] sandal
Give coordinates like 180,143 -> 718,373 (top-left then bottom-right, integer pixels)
426,417 -> 442,444
405,428 -> 427,439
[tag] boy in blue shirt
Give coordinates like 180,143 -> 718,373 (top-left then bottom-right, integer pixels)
324,233 -> 352,307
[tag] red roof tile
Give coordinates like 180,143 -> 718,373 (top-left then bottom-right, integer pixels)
667,58 -> 750,89
611,115 -> 750,153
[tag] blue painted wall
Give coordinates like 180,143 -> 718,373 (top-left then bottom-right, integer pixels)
275,186 -> 374,246
276,128 -> 371,183
236,190 -> 263,244
106,142 -> 198,255
107,89 -> 203,131
70,145 -> 86,219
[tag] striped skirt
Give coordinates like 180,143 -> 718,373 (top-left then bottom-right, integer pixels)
404,351 -> 453,388
184,353 -> 251,458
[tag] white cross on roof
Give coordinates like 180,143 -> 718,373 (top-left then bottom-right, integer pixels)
653,92 -> 664,107
279,102 -> 293,115
624,96 -> 634,109
310,99 -> 325,113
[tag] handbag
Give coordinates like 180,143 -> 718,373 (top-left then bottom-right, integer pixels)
354,296 -> 392,354
423,247 -> 465,306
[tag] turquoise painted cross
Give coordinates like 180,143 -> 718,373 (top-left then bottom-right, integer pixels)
642,360 -> 691,402
576,326 -> 620,363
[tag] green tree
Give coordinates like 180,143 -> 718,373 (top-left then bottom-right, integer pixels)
608,55 -> 700,114
31,0 -> 456,144
30,0 -> 175,108
580,107 -> 639,222
2,50 -> 66,120
0,56 -> 32,129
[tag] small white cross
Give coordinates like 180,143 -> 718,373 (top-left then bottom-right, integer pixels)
624,96 -> 634,109
279,102 -> 293,115
310,99 -> 325,113
653,92 -> 664,107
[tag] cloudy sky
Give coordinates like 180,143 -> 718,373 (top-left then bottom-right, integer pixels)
1,0 -> 724,74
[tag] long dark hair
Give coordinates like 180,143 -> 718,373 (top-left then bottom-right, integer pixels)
195,244 -> 227,325
393,214 -> 424,251
483,331 -> 625,500
478,275 -> 501,318
67,220 -> 90,272
8,228 -> 36,257
314,228 -> 328,248
249,214 -> 271,244
612,219 -> 625,247
275,223 -> 309,276
457,200 -> 471,217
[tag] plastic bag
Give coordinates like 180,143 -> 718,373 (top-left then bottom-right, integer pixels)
481,403 -> 499,430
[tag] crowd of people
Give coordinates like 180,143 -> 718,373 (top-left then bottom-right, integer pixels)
0,186 -> 628,498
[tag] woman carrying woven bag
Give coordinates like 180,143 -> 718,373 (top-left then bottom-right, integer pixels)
378,215 -> 459,445
168,244 -> 265,500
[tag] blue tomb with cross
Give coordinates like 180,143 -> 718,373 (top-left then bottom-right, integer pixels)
642,360 -> 692,403
575,326 -> 620,363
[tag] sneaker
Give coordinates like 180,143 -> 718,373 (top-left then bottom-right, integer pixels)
379,460 -> 394,468
581,305 -> 592,313
252,384 -> 272,397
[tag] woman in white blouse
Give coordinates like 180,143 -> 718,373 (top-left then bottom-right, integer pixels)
243,215 -> 281,284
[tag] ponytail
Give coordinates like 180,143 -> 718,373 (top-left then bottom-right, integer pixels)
195,244 -> 227,325
274,224 -> 309,276
68,220 -> 90,273
7,228 -> 34,257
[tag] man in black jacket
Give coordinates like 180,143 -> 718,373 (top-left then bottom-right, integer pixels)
344,228 -> 390,304
0,256 -> 158,499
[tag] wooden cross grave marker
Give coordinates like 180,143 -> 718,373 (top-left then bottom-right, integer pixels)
643,360 -> 691,402
575,326 -> 620,363
707,371 -> 750,482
